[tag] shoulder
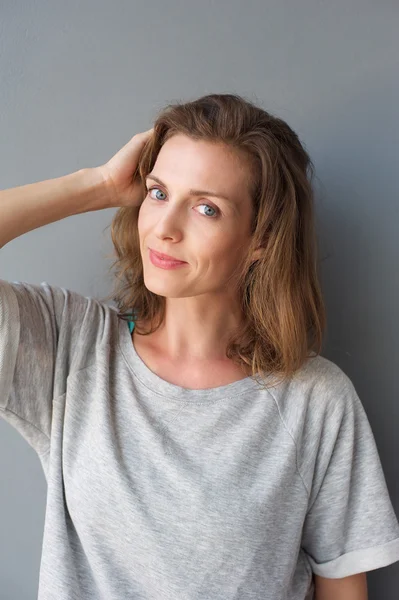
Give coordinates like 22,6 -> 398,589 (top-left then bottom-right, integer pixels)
271,353 -> 356,405
267,354 -> 360,437
294,353 -> 356,402
9,279 -> 120,361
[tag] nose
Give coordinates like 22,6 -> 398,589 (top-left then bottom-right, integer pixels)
153,202 -> 185,241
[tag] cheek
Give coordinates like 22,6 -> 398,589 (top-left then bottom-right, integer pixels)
199,240 -> 237,272
207,238 -> 248,274
137,203 -> 152,233
204,232 -> 242,257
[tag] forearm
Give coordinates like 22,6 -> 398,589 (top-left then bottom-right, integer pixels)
0,167 -> 110,248
314,573 -> 368,600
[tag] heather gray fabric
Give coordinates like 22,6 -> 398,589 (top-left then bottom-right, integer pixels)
1,279 -> 399,600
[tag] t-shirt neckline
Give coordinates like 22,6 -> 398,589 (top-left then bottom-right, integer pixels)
118,317 -> 264,402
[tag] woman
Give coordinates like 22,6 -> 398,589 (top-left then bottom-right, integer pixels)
1,93 -> 398,599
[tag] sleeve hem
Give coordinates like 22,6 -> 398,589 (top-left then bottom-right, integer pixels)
307,536 -> 399,578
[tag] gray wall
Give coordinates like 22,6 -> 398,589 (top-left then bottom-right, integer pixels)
0,1 -> 398,598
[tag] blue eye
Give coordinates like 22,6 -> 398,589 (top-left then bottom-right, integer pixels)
149,187 -> 166,201
147,187 -> 219,218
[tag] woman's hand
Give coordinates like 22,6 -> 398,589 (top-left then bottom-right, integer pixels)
98,128 -> 154,208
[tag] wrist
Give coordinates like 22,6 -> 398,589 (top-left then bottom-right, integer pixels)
78,167 -> 116,211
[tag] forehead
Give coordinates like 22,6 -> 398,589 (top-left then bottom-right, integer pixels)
152,134 -> 251,196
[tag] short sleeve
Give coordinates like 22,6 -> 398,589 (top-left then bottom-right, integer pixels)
0,279 -> 99,456
301,373 -> 399,578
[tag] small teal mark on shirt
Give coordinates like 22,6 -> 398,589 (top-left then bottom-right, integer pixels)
126,310 -> 137,334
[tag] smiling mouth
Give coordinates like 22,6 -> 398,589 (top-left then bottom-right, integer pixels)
149,249 -> 188,269
149,248 -> 187,263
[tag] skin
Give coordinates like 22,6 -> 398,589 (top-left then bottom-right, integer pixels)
136,133 -> 262,384
314,572 -> 368,599
135,135 -> 370,590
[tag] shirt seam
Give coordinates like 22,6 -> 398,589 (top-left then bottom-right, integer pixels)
65,359 -> 98,381
0,405 -> 51,454
345,535 -> 399,555
121,366 -> 261,403
307,535 -> 399,566
264,387 -> 311,501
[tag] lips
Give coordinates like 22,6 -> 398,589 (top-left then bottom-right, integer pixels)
149,248 -> 186,263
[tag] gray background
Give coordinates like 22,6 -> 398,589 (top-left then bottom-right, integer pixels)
0,0 -> 398,598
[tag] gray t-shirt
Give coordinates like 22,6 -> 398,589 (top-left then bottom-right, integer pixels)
1,279 -> 399,600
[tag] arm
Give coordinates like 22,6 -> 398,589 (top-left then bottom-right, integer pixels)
0,168 -> 110,248
0,129 -> 154,249
314,573 -> 368,600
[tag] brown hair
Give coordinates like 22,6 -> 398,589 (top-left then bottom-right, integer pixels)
102,93 -> 326,388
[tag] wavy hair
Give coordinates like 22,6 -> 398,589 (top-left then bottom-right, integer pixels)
102,93 -> 326,388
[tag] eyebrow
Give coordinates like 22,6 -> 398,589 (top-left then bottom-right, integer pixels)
145,173 -> 233,204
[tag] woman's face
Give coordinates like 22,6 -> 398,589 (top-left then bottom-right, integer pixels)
138,133 -> 255,300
